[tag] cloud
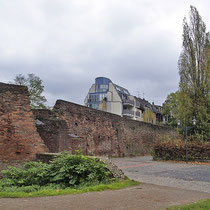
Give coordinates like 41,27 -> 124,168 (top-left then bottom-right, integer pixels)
0,0 -> 209,106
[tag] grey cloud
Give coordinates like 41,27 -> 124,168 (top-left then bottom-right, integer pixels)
0,0 -> 209,107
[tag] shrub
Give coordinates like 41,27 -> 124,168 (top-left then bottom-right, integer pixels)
152,139 -> 210,161
1,161 -> 50,186
1,153 -> 115,188
48,153 -> 114,186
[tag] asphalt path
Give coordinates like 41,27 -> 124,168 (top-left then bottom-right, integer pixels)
111,156 -> 210,193
1,183 -> 210,210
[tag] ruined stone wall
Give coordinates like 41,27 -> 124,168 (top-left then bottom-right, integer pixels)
0,83 -> 47,161
0,82 -> 177,161
34,100 -> 178,157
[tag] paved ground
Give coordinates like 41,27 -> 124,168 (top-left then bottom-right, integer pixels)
1,156 -> 210,210
111,156 -> 210,193
1,183 -> 210,210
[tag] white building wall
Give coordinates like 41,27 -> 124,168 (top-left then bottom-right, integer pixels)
84,84 -> 95,105
108,83 -> 122,116
84,79 -> 145,120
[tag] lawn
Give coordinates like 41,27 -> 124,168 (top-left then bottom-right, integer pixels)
0,179 -> 140,198
167,199 -> 210,210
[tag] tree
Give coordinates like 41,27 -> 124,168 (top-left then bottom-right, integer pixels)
179,6 -> 209,98
14,74 -> 47,109
162,92 -> 179,127
164,6 -> 209,140
143,108 -> 156,124
165,6 -> 210,140
99,98 -> 107,111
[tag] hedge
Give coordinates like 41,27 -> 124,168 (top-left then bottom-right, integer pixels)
152,139 -> 210,161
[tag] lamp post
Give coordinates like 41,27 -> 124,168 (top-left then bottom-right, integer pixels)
177,117 -> 196,164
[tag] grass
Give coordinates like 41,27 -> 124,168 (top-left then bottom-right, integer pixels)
167,199 -> 210,210
0,179 -> 140,198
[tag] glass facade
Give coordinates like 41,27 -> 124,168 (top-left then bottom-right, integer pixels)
89,103 -> 99,109
95,77 -> 110,92
85,77 -> 147,121
87,77 -> 110,110
88,93 -> 107,103
114,84 -> 130,100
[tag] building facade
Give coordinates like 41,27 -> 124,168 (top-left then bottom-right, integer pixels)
84,77 -> 145,121
84,77 -> 165,123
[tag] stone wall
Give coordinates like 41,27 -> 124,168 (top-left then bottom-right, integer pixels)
0,83 -> 47,161
0,81 -> 178,160
34,100 -> 178,157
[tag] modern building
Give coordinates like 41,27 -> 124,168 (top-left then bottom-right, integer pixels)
84,77 -> 165,123
84,77 -> 144,121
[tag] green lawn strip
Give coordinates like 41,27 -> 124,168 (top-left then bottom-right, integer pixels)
167,199 -> 210,210
0,179 -> 140,198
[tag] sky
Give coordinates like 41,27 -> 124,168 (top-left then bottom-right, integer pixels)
0,0 -> 210,106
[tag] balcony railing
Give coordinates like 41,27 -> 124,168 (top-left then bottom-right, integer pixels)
136,111 -> 141,117
122,99 -> 134,106
122,110 -> 141,118
136,101 -> 141,108
122,109 -> 134,116
123,99 -> 144,110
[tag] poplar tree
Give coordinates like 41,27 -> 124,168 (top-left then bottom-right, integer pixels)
178,6 -> 210,140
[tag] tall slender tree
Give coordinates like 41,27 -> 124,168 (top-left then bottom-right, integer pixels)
178,6 -> 210,140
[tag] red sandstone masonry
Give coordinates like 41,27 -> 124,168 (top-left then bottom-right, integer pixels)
0,82 -> 178,161
0,83 -> 47,161
34,100 -> 178,157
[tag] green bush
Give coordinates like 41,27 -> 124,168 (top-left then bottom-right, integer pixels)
48,153 -> 114,186
1,153 -> 115,188
152,139 -> 210,161
2,161 -> 50,187
0,184 -> 42,193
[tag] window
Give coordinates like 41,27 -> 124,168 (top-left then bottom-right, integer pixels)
116,86 -> 121,92
124,90 -> 129,94
89,93 -> 107,102
99,93 -> 107,101
92,104 -> 99,109
96,84 -> 108,92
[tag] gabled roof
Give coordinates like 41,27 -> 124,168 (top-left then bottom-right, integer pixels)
135,97 -> 162,114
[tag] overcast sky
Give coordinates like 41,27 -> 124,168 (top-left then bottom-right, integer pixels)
0,0 -> 209,106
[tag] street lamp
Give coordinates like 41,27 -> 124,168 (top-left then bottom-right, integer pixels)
178,116 -> 196,164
